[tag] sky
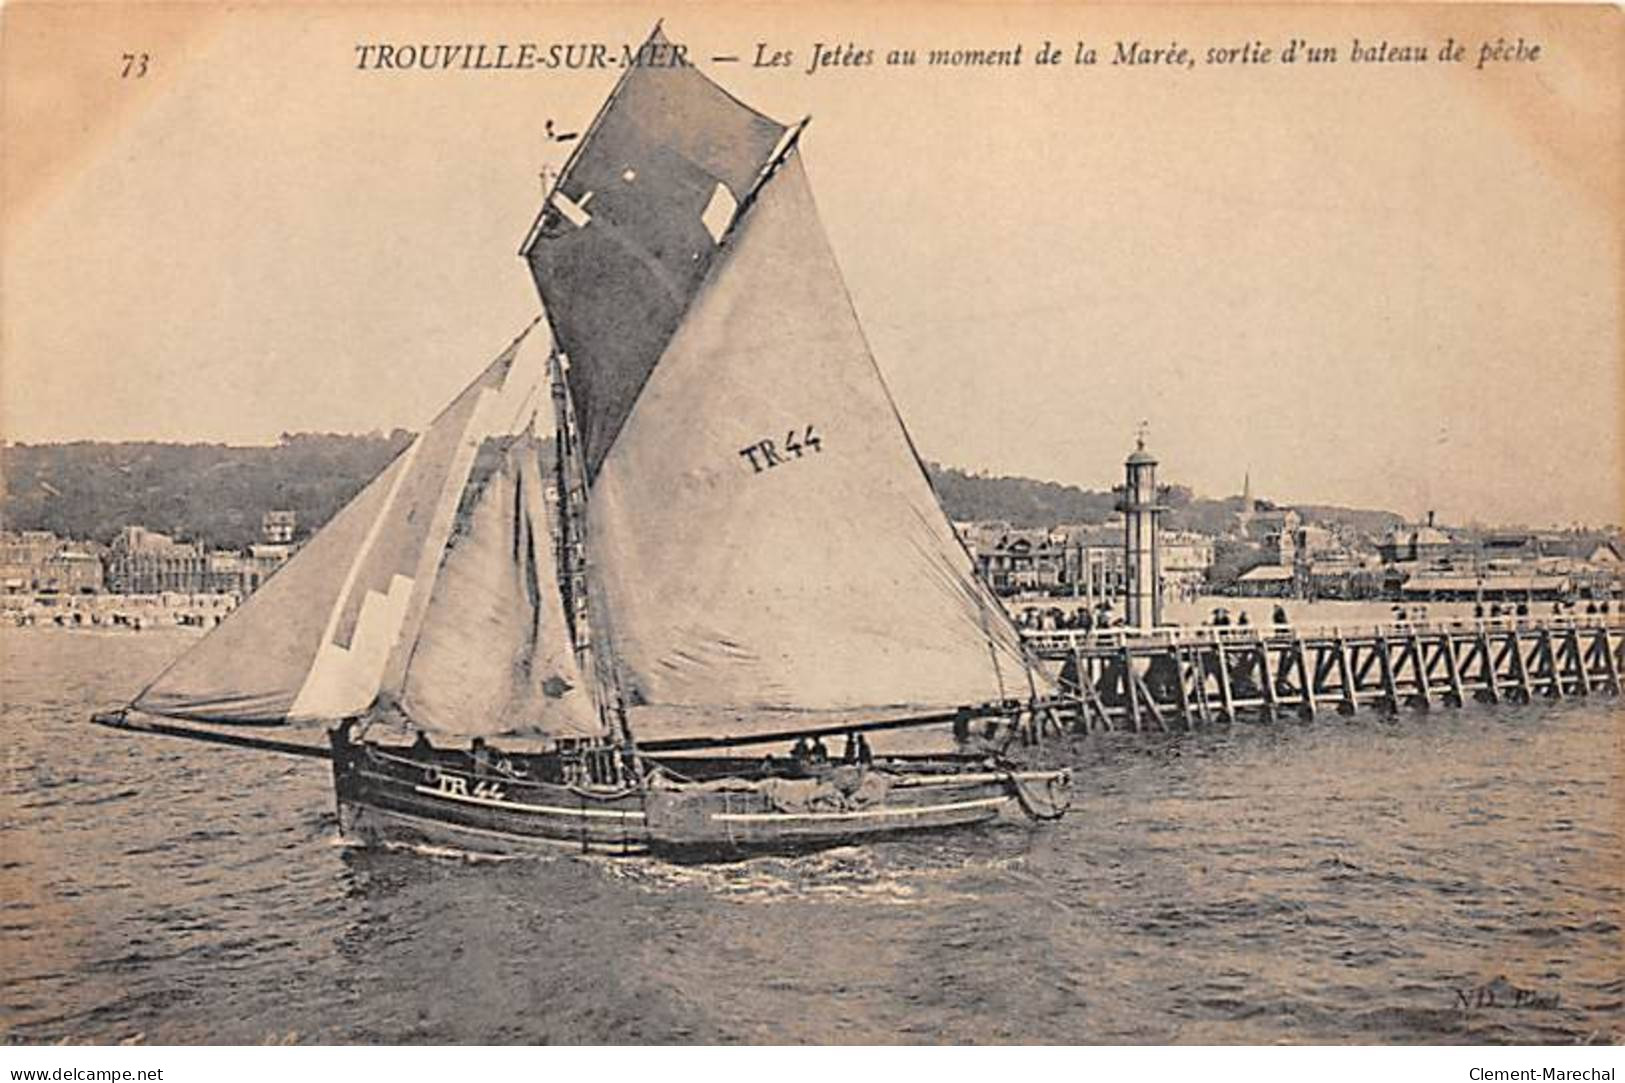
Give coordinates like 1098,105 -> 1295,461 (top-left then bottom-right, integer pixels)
3,3 -> 1620,528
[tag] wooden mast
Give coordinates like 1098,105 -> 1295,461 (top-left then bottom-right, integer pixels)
548,348 -> 638,766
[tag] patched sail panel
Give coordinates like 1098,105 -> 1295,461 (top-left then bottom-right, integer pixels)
133,329 -> 540,725
583,151 -> 1050,743
521,27 -> 787,483
398,435 -> 602,738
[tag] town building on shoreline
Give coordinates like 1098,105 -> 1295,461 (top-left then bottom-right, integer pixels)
1,510 -> 298,603
957,490 -> 1623,611
105,526 -> 207,594
956,521 -> 1214,606
206,543 -> 294,594
106,525 -> 293,595
0,530 -> 106,595
261,510 -> 297,544
1230,511 -> 1625,603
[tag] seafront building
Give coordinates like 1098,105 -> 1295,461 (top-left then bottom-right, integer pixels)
1,510 -> 298,612
0,530 -> 106,595
103,526 -> 294,595
105,526 -> 208,594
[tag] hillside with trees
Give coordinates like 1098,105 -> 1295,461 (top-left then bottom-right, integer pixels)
925,464 -> 1118,526
2,437 -> 1404,549
1,433 -> 411,549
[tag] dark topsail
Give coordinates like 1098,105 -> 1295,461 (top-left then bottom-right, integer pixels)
520,27 -> 788,483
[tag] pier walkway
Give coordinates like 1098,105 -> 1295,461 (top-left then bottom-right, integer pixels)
1022,615 -> 1624,732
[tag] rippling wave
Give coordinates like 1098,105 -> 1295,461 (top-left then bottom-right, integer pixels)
1,628 -> 1619,1044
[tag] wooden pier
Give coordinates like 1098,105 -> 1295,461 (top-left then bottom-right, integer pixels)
1023,615 -> 1625,733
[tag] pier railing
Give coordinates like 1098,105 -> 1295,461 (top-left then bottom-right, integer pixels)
1022,614 -> 1621,655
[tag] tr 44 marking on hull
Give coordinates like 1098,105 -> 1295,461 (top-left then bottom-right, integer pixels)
428,770 -> 506,803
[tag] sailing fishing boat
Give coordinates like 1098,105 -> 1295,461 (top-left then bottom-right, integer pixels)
93,26 -> 1070,857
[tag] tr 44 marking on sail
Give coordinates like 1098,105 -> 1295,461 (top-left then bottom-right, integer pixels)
739,425 -> 823,474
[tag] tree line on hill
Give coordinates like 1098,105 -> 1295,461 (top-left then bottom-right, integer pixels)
1,433 -> 412,550
1,437 -> 1403,550
927,464 -> 1403,538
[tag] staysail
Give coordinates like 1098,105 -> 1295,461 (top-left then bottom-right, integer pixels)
130,323 -> 599,736
523,37 -> 1051,745
394,432 -> 601,737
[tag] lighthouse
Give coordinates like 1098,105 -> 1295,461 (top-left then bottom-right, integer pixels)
1117,427 -> 1166,629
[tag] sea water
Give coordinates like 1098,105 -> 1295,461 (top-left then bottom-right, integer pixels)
1,627 -> 1619,1044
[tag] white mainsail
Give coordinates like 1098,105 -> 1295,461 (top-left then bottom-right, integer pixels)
131,323 -> 602,738
581,151 -> 1043,743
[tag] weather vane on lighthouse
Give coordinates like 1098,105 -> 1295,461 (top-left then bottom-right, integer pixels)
1135,419 -> 1150,451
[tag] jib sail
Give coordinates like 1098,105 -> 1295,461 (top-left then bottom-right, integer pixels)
130,324 -> 601,738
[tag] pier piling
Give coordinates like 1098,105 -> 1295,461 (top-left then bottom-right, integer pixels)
1027,615 -> 1624,733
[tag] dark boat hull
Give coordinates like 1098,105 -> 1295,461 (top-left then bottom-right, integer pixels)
330,736 -> 649,856
330,733 -> 1069,859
